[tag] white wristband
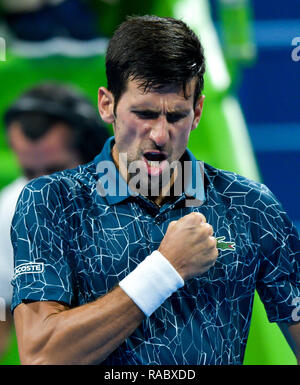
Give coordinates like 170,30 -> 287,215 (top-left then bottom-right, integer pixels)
119,250 -> 184,317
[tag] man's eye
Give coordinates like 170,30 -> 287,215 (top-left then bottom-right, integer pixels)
133,110 -> 187,122
166,113 -> 185,123
134,111 -> 159,120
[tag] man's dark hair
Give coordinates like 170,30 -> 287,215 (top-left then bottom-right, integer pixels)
4,82 -> 110,163
106,15 -> 206,113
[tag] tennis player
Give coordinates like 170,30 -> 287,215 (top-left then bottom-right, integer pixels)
11,16 -> 300,365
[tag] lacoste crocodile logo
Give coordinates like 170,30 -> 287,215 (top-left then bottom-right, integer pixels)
216,236 -> 236,251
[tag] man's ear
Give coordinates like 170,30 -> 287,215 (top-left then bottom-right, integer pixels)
98,87 -> 115,124
191,94 -> 205,131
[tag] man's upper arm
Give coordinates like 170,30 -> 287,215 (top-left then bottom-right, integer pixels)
255,185 -> 300,324
11,176 -> 75,313
14,301 -> 69,364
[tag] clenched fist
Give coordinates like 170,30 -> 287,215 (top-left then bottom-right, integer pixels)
158,212 -> 218,281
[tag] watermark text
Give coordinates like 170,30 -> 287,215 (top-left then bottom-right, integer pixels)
96,154 -> 204,207
0,297 -> 6,321
0,37 -> 6,61
292,297 -> 300,322
291,37 -> 300,62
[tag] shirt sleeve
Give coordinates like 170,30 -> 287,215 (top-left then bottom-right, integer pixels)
11,176 -> 75,312
255,185 -> 300,323
0,177 -> 27,305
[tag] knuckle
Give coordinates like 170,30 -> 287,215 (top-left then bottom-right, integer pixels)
199,223 -> 213,238
205,224 -> 214,236
208,250 -> 218,267
201,212 -> 207,220
189,212 -> 206,223
197,213 -> 207,223
208,236 -> 217,248
212,248 -> 219,261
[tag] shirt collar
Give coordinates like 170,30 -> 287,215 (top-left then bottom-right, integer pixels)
94,137 -> 206,206
182,148 -> 206,205
94,136 -> 135,205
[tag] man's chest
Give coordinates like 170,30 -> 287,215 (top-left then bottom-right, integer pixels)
68,200 -> 259,304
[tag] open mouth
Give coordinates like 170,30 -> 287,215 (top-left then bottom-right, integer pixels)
144,151 -> 167,165
143,151 -> 168,175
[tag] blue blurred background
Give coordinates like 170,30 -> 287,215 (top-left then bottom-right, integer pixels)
211,0 -> 300,232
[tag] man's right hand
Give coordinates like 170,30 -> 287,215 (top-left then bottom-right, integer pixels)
158,212 -> 218,281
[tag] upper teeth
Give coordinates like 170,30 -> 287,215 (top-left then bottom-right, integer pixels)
148,160 -> 160,167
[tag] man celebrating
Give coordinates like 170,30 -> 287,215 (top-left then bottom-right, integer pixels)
11,16 -> 300,365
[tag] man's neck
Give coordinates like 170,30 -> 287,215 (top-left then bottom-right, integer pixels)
111,144 -> 179,206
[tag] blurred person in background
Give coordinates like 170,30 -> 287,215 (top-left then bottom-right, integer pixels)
0,81 -> 109,358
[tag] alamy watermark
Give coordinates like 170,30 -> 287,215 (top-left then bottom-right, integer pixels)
292,297 -> 300,322
95,154 -> 204,207
0,37 -> 6,61
0,297 -> 6,321
291,37 -> 300,62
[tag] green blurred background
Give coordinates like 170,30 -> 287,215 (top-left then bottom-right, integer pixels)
0,0 -> 298,365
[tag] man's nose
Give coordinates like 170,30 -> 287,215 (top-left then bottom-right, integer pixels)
149,116 -> 169,147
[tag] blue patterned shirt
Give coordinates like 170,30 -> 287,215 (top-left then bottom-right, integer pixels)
11,137 -> 300,365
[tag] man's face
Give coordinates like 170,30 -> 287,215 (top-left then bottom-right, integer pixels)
100,78 -> 204,195
8,122 -> 81,180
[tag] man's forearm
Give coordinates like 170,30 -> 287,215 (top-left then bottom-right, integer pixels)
15,286 -> 145,365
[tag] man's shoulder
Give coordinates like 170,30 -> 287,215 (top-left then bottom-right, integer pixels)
17,161 -> 98,213
25,160 -> 97,194
204,163 -> 277,208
